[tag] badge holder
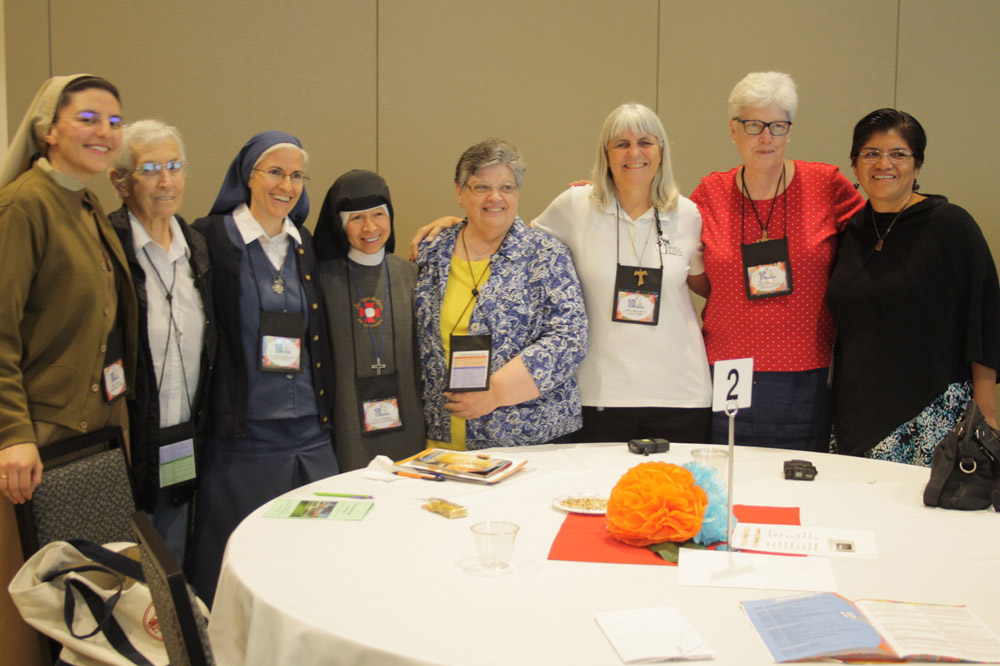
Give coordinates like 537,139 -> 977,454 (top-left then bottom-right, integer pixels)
447,334 -> 492,392
741,238 -> 793,299
102,328 -> 128,403
157,421 -> 196,489
612,265 -> 662,325
357,373 -> 403,434
259,309 -> 305,372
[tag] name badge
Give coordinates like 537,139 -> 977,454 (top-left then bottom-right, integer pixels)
363,398 -> 402,432
159,438 -> 196,488
259,309 -> 305,372
357,373 -> 404,435
102,327 -> 128,402
612,265 -> 662,325
448,334 -> 492,392
741,238 -> 793,299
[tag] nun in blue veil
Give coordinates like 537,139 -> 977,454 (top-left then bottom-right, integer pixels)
190,131 -> 338,603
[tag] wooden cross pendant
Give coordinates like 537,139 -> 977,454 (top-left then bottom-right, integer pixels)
633,268 -> 648,287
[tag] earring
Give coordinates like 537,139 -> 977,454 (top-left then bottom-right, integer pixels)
853,183 -> 859,190
912,180 -> 920,192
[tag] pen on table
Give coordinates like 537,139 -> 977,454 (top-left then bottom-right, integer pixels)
314,492 -> 374,499
394,471 -> 446,482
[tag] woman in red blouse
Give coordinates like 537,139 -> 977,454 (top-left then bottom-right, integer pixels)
690,71 -> 864,451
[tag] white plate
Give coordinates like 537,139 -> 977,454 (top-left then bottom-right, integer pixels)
553,493 -> 609,515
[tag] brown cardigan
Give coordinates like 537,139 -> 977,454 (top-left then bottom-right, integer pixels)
0,163 -> 137,448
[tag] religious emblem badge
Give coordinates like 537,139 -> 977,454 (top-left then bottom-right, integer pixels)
355,296 -> 384,327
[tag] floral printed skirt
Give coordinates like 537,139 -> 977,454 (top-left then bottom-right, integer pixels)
831,381 -> 972,467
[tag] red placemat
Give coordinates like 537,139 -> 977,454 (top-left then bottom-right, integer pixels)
547,504 -> 800,566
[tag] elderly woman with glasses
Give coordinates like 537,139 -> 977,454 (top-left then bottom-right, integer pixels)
825,109 -> 1000,465
415,139 -> 587,449
190,131 -> 337,602
690,71 -> 865,452
0,75 -> 137,506
108,120 -> 216,563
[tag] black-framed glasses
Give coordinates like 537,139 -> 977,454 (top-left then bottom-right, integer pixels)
133,160 -> 187,178
252,167 -> 310,185
858,149 -> 914,164
733,118 -> 792,136
465,182 -> 519,195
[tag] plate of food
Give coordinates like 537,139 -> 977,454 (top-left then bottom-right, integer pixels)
553,493 -> 609,515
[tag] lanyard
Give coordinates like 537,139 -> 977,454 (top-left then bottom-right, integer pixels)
614,200 -> 663,271
142,246 -> 193,416
448,223 -> 508,336
246,237 -> 304,314
740,165 -> 787,244
347,258 -> 394,376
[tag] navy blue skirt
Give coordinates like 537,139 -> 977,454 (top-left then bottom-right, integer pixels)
190,417 -> 338,604
710,368 -> 832,452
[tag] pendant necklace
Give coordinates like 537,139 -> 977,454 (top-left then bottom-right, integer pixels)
872,194 -> 914,251
617,198 -> 656,286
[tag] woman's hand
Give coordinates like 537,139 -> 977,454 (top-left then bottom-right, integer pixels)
443,356 -> 541,420
407,216 -> 463,261
444,390 -> 500,421
0,442 -> 43,504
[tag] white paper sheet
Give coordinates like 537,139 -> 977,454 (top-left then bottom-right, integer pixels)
676,548 -> 836,591
730,523 -> 878,558
595,607 -> 714,663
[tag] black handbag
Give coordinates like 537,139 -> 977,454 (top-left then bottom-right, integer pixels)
923,400 -> 1000,511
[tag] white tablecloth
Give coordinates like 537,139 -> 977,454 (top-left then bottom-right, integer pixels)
208,442 -> 1000,665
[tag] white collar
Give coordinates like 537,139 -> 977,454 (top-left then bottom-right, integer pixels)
232,203 -> 302,246
348,247 -> 385,266
128,211 -> 189,263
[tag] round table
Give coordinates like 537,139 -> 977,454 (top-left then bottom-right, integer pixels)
207,442 -> 1000,665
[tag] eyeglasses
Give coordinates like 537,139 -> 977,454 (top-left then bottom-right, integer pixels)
133,160 -> 187,178
61,110 -> 123,130
733,118 -> 792,136
465,182 -> 519,195
252,167 -> 310,185
858,149 -> 914,164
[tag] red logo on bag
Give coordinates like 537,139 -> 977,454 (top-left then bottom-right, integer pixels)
144,602 -> 163,641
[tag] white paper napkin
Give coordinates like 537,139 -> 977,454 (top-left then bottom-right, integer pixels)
361,455 -> 401,481
595,607 -> 713,663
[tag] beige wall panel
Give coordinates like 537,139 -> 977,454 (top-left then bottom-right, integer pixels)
897,0 -> 999,245
898,0 -> 1000,404
659,0 -> 898,196
3,0 -> 48,136
379,0 -> 659,250
42,1 -> 378,229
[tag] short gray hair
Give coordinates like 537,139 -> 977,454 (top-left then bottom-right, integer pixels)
727,71 -> 798,121
590,102 -> 679,212
113,119 -> 186,172
454,138 -> 525,189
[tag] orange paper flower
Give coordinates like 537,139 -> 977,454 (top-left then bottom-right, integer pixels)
606,461 -> 707,546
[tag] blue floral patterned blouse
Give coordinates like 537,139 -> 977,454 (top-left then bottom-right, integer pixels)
415,218 -> 588,448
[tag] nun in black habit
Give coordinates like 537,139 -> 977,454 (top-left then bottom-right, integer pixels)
314,170 -> 424,471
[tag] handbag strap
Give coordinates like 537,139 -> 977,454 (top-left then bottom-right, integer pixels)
40,541 -> 155,666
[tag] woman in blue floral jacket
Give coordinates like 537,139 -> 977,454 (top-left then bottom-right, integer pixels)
415,139 -> 588,449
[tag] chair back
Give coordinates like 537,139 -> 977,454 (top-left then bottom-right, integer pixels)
15,426 -> 135,558
132,510 -> 214,666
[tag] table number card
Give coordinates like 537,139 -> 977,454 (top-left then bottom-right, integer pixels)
712,358 -> 753,413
